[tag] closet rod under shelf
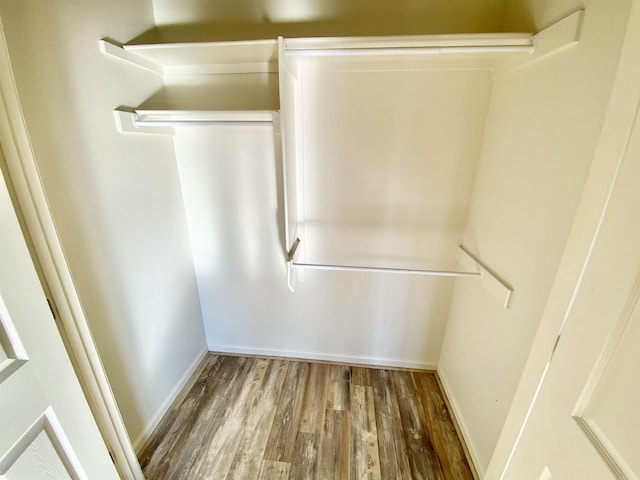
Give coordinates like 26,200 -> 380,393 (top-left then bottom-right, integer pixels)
290,262 -> 480,277
284,44 -> 535,57
132,118 -> 274,127
286,238 -> 480,278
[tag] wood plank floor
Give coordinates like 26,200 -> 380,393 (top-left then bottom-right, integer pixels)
138,354 -> 474,480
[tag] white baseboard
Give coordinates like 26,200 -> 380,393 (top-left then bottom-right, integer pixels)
207,343 -> 437,371
437,368 -> 485,478
133,346 -> 208,452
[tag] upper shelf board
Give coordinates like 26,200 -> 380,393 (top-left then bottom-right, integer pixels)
100,33 -> 535,76
101,9 -> 584,75
101,39 -> 278,74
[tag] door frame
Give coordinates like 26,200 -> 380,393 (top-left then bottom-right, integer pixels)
0,18 -> 143,480
486,1 -> 640,478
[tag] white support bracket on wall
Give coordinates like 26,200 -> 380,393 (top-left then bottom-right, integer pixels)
99,39 -> 163,74
497,9 -> 585,74
529,10 -> 584,63
100,38 -> 278,75
456,246 -> 513,308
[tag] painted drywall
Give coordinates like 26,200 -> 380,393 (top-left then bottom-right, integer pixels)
172,58 -> 493,368
172,117 -> 469,368
148,0 -> 508,368
0,0 -> 206,444
151,0 -> 508,41
437,0 -> 633,473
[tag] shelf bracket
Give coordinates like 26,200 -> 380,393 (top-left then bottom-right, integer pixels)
99,39 -> 163,75
114,108 -> 175,135
456,246 -> 513,308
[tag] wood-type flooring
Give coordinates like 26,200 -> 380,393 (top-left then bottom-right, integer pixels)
139,354 -> 475,480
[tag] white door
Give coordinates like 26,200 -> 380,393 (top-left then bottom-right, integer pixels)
500,43 -> 640,480
0,154 -> 119,478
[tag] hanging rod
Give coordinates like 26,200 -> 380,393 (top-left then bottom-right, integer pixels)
286,238 -> 480,278
285,238 -> 512,307
290,262 -> 481,278
132,111 -> 273,127
132,115 -> 274,128
284,44 -> 535,57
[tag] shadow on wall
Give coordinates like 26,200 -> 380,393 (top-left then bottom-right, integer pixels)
137,0 -> 515,43
501,0 -> 538,33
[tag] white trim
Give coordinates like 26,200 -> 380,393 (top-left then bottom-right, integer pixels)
207,344 -> 437,371
437,367 -> 485,477
0,18 -> 143,480
132,347 -> 208,452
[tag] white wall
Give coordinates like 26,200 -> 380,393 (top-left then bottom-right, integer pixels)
148,0 -> 508,369
170,57 -> 493,367
173,123 -> 458,368
151,0 -> 508,41
0,1 -> 207,444
437,0 -> 633,473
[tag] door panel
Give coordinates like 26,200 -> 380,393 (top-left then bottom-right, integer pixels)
0,301 -> 26,384
503,55 -> 640,479
0,152 -> 118,478
0,360 -> 48,457
1,410 -> 75,479
575,282 -> 640,478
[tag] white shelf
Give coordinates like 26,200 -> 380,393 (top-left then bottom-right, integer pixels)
103,39 -> 278,74
103,14 -> 585,305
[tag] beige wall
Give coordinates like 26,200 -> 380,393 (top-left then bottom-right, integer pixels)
438,0 -> 632,473
150,0 -> 508,41
150,0 -> 509,371
0,0 -> 206,444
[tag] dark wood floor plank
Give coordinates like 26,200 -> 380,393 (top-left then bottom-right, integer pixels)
299,363 -> 329,434
258,460 -> 290,479
138,353 -> 219,470
318,410 -> 350,479
144,355 -> 252,479
414,373 -> 474,480
141,356 -> 474,479
191,357 -> 270,478
393,371 -> 445,480
289,432 -> 318,479
264,361 -> 310,462
369,369 -> 413,480
350,385 -> 381,480
227,359 -> 289,479
350,367 -> 371,387
327,364 -> 351,411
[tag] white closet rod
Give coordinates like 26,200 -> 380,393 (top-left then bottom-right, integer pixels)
291,262 -> 481,278
286,238 -> 480,278
132,117 -> 273,127
284,45 -> 534,57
